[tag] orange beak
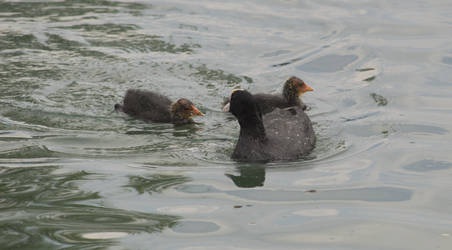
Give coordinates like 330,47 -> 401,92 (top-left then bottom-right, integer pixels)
299,83 -> 314,95
191,105 -> 204,116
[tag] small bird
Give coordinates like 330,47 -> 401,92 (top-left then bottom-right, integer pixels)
115,89 -> 204,125
223,76 -> 313,114
229,89 -> 315,162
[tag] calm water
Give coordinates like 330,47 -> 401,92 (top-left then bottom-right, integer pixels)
1,0 -> 452,249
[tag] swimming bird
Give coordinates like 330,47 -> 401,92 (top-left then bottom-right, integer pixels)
229,89 -> 315,162
223,76 -> 313,113
115,89 -> 204,125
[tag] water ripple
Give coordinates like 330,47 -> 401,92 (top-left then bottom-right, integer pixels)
0,166 -> 179,249
125,174 -> 192,194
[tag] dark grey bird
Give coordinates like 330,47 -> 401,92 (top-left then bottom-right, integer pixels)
223,76 -> 313,114
115,89 -> 204,125
229,89 -> 315,162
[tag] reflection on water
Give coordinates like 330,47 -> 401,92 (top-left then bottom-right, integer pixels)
228,186 -> 413,202
175,182 -> 412,202
172,221 -> 220,234
370,93 -> 388,106
297,54 -> 358,73
443,57 -> 452,65
0,166 -> 178,249
403,159 -> 452,172
225,164 -> 266,188
0,145 -> 57,159
86,32 -> 199,54
0,0 -> 148,19
126,174 -> 191,194
190,64 -> 252,87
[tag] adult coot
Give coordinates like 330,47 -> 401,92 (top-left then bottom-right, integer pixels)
223,76 -> 313,113
229,89 -> 315,162
115,89 -> 204,125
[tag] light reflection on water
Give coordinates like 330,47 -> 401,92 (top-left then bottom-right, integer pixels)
1,0 -> 452,249
0,166 -> 179,249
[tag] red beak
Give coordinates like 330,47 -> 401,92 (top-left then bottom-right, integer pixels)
300,83 -> 314,94
191,105 -> 204,116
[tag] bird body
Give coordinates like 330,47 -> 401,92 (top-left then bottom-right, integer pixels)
223,76 -> 312,113
115,89 -> 203,124
230,90 -> 315,162
252,93 -> 305,114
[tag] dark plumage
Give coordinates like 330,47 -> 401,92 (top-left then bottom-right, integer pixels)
115,89 -> 204,125
223,76 -> 313,113
229,89 -> 315,162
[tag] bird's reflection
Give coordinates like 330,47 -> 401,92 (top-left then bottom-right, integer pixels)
225,164 -> 266,188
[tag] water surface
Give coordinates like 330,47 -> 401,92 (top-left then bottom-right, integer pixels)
1,0 -> 452,249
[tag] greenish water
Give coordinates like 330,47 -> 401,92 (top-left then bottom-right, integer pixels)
1,0 -> 452,249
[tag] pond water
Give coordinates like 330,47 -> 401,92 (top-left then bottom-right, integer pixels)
1,0 -> 452,249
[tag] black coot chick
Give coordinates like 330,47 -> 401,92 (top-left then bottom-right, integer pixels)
115,89 -> 204,125
229,89 -> 315,162
223,76 -> 313,113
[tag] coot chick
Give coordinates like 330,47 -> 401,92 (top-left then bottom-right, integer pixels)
229,89 -> 315,162
115,89 -> 204,125
223,76 -> 313,113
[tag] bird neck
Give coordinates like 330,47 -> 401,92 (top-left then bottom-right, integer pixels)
283,86 -> 300,105
238,115 -> 267,142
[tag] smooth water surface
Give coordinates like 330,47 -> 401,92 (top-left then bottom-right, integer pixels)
1,0 -> 452,249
